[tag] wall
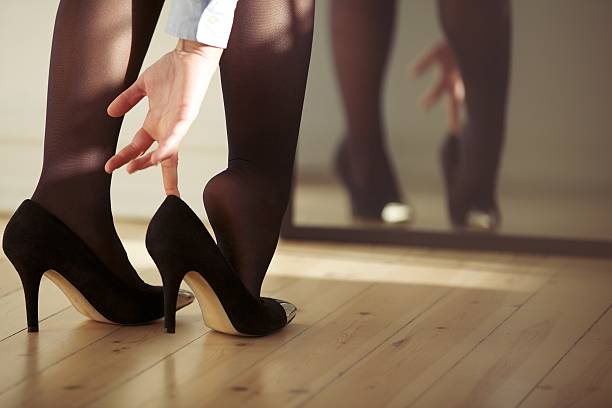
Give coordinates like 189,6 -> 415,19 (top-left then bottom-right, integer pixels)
1,1 -> 611,220
0,2 -> 228,220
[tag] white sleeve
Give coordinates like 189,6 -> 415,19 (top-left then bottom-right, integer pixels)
166,0 -> 239,49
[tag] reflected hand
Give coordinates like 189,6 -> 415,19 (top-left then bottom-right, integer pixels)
413,40 -> 465,135
104,39 -> 222,197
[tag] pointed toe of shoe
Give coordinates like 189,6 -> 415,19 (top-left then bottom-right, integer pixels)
176,289 -> 195,310
381,202 -> 414,224
278,301 -> 297,323
465,209 -> 500,231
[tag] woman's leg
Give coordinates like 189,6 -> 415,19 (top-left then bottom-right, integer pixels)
31,0 -> 164,284
437,0 -> 511,220
331,0 -> 402,209
203,0 -> 315,297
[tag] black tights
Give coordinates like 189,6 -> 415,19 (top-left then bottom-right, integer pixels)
32,0 -> 165,287
331,0 -> 402,207
331,0 -> 511,218
438,0 -> 511,220
206,0 -> 314,297
32,0 -> 315,297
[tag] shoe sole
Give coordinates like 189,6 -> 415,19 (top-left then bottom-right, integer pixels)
43,270 -> 192,326
183,271 -> 296,336
44,270 -> 114,324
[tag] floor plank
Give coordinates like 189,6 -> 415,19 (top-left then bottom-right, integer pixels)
405,258 -> 612,408
0,258 -> 22,298
1,216 -> 611,408
97,255 -> 474,407
88,277 -> 370,407
0,275 -> 293,408
0,278 -> 70,341
201,282 -> 451,407
302,256 -> 557,407
0,274 -> 292,396
0,308 -> 119,393
88,279 -> 369,407
518,305 -> 612,408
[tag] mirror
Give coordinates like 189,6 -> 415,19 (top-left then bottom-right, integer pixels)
285,1 -> 612,256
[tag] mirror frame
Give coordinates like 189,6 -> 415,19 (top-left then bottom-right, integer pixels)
281,180 -> 612,259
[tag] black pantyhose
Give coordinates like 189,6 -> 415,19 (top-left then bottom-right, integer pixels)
330,0 -> 403,216
204,0 -> 315,297
438,0 -> 511,223
31,0 -> 165,286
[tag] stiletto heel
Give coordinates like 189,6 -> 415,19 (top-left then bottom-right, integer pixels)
7,240 -> 46,332
2,200 -> 194,330
147,195 -> 297,336
23,279 -> 41,332
161,273 -> 185,334
18,271 -> 43,332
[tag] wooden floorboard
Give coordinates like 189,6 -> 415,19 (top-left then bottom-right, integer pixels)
0,258 -> 22,298
407,258 -> 612,408
0,217 -> 611,408
301,257 -> 556,408
0,275 -> 294,408
90,277 -> 371,408
518,304 -> 612,408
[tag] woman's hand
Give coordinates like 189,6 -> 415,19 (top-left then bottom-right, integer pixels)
104,39 -> 222,197
413,40 -> 465,135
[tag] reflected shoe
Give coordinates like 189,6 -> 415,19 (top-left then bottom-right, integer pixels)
1,199 -> 193,332
463,208 -> 501,231
146,195 -> 296,336
335,138 -> 413,224
440,132 -> 501,231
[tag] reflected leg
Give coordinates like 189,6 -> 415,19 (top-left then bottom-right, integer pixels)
437,0 -> 512,226
331,0 -> 406,220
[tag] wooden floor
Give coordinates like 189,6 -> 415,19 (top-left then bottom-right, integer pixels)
0,217 -> 611,408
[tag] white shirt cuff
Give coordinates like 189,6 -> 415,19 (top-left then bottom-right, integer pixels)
166,0 -> 238,49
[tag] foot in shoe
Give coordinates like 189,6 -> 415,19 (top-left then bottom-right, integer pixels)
146,195 -> 296,336
1,200 -> 194,332
335,137 -> 413,224
439,130 -> 501,231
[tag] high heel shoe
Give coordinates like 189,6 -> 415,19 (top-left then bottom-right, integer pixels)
335,137 -> 413,224
145,195 -> 296,336
440,131 -> 501,230
1,199 -> 194,332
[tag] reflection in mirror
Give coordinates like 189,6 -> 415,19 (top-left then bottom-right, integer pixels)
293,1 -> 612,243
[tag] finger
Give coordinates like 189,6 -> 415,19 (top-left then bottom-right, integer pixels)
420,80 -> 447,110
150,142 -> 177,165
448,93 -> 461,135
453,78 -> 466,104
412,44 -> 442,78
449,79 -> 466,136
161,154 -> 180,197
104,128 -> 153,173
107,76 -> 146,117
126,151 -> 155,174
149,121 -> 189,164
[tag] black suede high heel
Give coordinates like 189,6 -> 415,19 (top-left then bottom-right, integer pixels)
335,137 -> 413,224
1,199 -> 193,332
440,131 -> 501,230
146,195 -> 296,336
